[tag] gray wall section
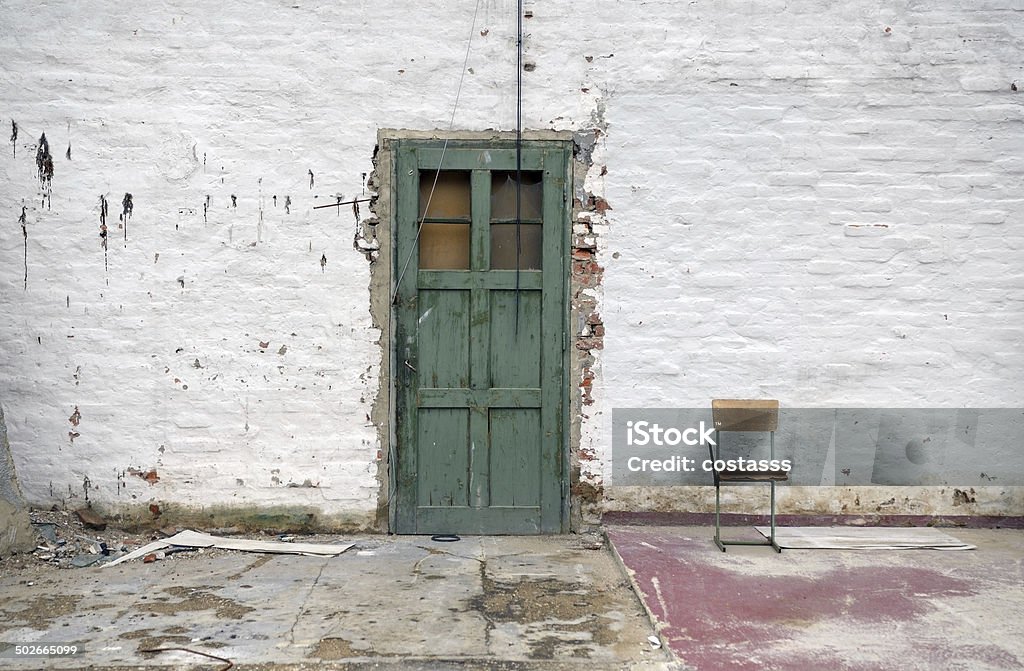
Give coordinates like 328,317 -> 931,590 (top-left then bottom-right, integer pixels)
612,408 -> 1024,488
1,402 -> 35,556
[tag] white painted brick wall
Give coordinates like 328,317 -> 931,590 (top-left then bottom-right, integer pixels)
1,0 -> 1021,522
592,1 -> 1024,514
599,1 -> 1023,409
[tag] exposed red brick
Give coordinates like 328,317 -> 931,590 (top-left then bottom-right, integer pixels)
579,368 -> 597,406
129,468 -> 160,485
573,235 -> 596,250
571,479 -> 604,503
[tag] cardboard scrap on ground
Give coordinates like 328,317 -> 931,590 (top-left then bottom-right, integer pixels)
102,530 -> 353,568
754,526 -> 976,550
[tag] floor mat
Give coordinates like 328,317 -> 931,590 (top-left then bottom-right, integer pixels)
755,525 -> 976,550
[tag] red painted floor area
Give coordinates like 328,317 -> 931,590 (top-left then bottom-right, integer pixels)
607,525 -> 1024,671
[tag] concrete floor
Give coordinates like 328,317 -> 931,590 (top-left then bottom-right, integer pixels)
4,526 -> 1022,670
606,525 -> 1024,671
0,535 -> 671,670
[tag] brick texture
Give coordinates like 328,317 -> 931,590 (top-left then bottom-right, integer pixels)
0,0 -> 1021,521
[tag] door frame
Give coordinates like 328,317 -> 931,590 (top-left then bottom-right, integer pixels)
383,133 -> 573,534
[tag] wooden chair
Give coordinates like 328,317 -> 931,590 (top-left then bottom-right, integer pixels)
710,399 -> 789,552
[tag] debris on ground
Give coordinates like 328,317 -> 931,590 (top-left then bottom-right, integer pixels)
103,530 -> 354,567
74,506 -> 107,530
571,530 -> 606,550
15,508 -> 354,571
25,508 -> 141,569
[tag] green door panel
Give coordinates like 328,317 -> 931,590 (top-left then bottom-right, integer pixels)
416,408 -> 470,507
490,290 -> 541,389
416,289 -> 470,389
394,140 -> 569,535
489,408 -> 542,507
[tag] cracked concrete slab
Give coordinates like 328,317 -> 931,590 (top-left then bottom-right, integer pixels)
608,525 -> 1024,671
0,535 -> 673,670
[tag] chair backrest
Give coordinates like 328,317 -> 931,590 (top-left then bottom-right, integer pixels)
712,399 -> 779,432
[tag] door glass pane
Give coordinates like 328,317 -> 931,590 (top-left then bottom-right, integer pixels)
419,170 -> 470,219
420,223 -> 470,270
491,224 -> 543,270
490,171 -> 543,220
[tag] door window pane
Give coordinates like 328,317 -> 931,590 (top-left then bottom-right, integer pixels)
420,223 -> 470,270
490,171 -> 543,221
491,224 -> 543,270
419,171 -> 470,219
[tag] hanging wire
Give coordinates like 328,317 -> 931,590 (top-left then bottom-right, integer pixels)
312,197 -> 372,210
391,0 -> 482,306
386,0 -> 483,513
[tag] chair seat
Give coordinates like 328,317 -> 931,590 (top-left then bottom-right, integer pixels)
717,468 -> 789,482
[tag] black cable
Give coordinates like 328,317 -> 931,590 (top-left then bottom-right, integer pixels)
514,0 -> 523,336
312,197 -> 372,210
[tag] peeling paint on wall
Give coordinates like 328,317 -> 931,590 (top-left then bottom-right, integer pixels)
1,3 -> 1020,529
128,468 -> 159,485
257,178 -> 265,244
99,195 -> 109,280
36,133 -> 53,209
18,206 -> 27,290
120,193 -> 133,245
69,406 -> 81,426
571,141 -> 609,526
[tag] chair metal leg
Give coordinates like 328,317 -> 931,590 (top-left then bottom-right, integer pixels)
714,480 -> 783,553
768,431 -> 782,552
770,480 -> 781,553
714,481 -> 725,552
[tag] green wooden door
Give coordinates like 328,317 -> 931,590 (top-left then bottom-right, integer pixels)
393,140 -> 568,534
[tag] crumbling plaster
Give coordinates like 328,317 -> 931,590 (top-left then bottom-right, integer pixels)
0,402 -> 36,555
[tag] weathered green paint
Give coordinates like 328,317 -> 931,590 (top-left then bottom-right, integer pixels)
394,140 -> 569,534
417,271 -> 543,291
